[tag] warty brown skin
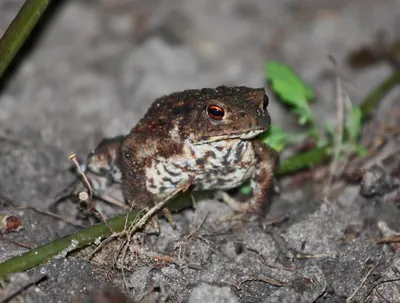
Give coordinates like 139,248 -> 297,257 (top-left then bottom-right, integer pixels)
116,85 -> 278,216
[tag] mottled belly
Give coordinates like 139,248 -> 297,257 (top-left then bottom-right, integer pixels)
144,139 -> 256,196
192,164 -> 255,191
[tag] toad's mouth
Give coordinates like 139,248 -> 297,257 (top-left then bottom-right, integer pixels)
189,128 -> 266,144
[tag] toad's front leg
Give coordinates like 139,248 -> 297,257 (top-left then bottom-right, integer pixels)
122,142 -> 193,232
220,140 -> 278,218
249,140 -> 279,215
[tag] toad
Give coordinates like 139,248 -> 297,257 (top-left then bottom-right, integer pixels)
122,86 -> 277,215
59,86 -> 278,226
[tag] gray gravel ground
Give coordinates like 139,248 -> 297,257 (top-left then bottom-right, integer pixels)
1,0 -> 400,302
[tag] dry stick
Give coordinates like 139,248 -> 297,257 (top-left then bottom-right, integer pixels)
0,134 -> 31,147
0,238 -> 33,249
375,288 -> 391,303
16,206 -> 84,227
237,274 -> 289,289
346,254 -> 383,303
364,277 -> 400,302
0,274 -> 46,303
115,206 -> 138,294
175,213 -> 209,260
376,221 -> 400,252
295,253 -> 330,259
375,236 -> 400,244
130,245 -> 201,269
100,194 -> 130,210
69,153 -> 113,233
113,203 -> 137,269
120,240 -> 131,294
324,56 -> 345,197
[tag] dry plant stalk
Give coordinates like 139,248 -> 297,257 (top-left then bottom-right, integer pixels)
323,56 -> 345,197
346,254 -> 382,302
69,153 -> 113,232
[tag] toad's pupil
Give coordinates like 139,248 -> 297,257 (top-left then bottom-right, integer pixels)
263,95 -> 269,110
207,105 -> 224,120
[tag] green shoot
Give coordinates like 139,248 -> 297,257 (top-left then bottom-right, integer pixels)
265,61 -> 316,128
258,125 -> 307,152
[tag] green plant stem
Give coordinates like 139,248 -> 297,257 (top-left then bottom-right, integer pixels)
277,71 -> 400,176
278,145 -> 332,176
360,71 -> 400,121
0,0 -> 51,78
0,194 -> 194,280
0,210 -> 138,279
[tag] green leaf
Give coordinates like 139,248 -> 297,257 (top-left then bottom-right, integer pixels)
293,107 -> 313,125
346,105 -> 362,141
265,61 -> 317,132
355,144 -> 367,157
258,125 -> 310,152
240,182 -> 252,196
258,125 -> 289,151
265,61 -> 315,106
324,121 -> 334,137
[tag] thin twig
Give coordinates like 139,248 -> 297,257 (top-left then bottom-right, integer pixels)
16,206 -> 84,227
100,194 -> 130,210
120,240 -> 131,294
324,56 -> 345,197
0,134 -> 31,147
295,253 -> 330,259
0,274 -> 46,303
130,245 -> 201,269
364,277 -> 400,302
69,153 -> 113,232
346,254 -> 383,302
0,237 -> 33,249
175,213 -> 210,261
376,221 -> 400,252
376,236 -> 400,244
237,274 -> 289,289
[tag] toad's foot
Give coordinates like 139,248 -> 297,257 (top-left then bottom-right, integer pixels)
215,191 -> 262,222
145,182 -> 192,234
161,208 -> 177,229
146,208 -> 177,235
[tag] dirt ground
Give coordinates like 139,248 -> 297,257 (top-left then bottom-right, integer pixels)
0,0 -> 399,302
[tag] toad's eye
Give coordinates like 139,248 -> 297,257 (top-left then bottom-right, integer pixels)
263,94 -> 269,111
207,105 -> 225,120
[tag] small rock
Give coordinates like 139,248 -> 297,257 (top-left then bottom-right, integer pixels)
188,283 -> 239,303
360,165 -> 394,197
